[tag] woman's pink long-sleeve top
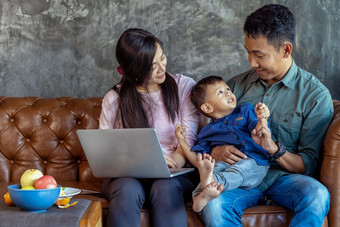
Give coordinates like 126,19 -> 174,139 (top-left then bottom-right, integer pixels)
99,73 -> 199,157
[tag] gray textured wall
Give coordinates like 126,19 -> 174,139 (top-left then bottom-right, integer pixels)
0,0 -> 339,99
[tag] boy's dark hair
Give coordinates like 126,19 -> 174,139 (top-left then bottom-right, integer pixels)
191,76 -> 224,117
243,4 -> 296,51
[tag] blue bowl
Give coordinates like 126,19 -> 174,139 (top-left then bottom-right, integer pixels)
8,184 -> 61,213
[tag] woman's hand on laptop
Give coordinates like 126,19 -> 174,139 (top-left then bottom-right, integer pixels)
164,154 -> 178,168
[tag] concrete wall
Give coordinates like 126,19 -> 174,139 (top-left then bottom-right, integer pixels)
0,0 -> 339,99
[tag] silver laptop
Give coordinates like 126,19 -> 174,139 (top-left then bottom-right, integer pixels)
77,128 -> 194,178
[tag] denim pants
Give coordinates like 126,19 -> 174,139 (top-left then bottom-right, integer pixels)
192,158 -> 268,198
102,173 -> 196,227
201,174 -> 330,227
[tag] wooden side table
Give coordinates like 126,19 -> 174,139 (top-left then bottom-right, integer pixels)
79,201 -> 102,227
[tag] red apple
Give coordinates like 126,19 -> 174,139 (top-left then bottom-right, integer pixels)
34,175 -> 58,189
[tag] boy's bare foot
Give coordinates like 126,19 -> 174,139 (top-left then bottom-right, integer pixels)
197,153 -> 215,189
193,182 -> 224,212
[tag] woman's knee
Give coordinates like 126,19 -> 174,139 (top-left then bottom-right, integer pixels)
151,178 -> 181,195
150,178 -> 184,206
105,178 -> 145,202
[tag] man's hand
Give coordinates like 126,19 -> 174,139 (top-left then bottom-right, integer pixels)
251,125 -> 278,155
253,102 -> 278,155
210,145 -> 247,165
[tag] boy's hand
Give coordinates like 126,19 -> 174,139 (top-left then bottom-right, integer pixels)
253,102 -> 277,153
175,124 -> 186,141
254,103 -> 269,137
255,102 -> 270,119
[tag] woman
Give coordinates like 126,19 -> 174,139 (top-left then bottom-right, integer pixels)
99,28 -> 200,227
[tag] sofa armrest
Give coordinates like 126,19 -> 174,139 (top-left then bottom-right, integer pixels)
320,100 -> 340,227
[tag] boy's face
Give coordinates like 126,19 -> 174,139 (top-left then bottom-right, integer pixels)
201,81 -> 237,119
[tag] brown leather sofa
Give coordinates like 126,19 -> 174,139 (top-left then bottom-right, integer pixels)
0,96 -> 338,227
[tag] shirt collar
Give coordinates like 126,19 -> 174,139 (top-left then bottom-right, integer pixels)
248,59 -> 297,89
279,60 -> 297,89
213,107 -> 238,123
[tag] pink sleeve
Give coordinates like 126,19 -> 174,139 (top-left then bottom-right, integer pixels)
177,75 -> 200,147
99,90 -> 121,129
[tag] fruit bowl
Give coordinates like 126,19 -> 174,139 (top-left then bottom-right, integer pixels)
8,184 -> 61,213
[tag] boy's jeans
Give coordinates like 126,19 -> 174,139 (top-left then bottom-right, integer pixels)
192,158 -> 268,198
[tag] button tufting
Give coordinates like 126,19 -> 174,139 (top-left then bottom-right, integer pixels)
60,140 -> 64,144
77,121 -> 82,125
44,160 -> 48,164
26,138 -> 30,143
10,118 -> 14,122
43,119 -> 48,123
77,160 -> 82,164
10,160 -> 14,165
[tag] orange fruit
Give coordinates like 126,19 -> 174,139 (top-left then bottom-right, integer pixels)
4,192 -> 15,206
55,197 -> 71,206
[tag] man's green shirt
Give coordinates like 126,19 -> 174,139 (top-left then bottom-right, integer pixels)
227,60 -> 334,191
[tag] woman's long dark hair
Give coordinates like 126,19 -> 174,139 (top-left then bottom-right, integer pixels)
113,28 -> 179,128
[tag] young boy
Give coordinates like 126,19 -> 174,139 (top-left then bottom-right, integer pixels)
175,75 -> 275,212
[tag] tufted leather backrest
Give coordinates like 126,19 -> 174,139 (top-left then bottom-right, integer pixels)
321,100 -> 340,227
0,96 -> 102,183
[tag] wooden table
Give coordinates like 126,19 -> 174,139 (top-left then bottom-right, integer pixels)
79,201 -> 102,227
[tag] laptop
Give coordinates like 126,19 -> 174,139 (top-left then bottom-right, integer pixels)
76,128 -> 194,178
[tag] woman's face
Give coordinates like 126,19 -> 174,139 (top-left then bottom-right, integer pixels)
139,43 -> 167,92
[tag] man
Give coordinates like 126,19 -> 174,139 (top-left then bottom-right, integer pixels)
202,4 -> 334,227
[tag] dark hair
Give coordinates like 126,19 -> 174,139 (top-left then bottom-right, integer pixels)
243,4 -> 296,51
113,28 -> 179,128
191,75 -> 224,117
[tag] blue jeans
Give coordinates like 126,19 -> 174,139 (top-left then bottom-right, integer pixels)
202,174 -> 330,227
192,158 -> 268,198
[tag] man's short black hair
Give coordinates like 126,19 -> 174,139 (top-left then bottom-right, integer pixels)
243,4 -> 296,51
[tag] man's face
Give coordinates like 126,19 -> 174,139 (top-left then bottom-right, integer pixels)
244,35 -> 288,86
